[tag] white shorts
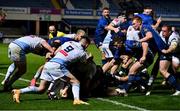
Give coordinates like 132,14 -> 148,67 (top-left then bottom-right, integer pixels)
8,43 -> 26,62
172,56 -> 180,65
40,62 -> 70,82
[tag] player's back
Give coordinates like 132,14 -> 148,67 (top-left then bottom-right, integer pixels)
53,41 -> 86,65
13,35 -> 45,53
137,14 -> 153,26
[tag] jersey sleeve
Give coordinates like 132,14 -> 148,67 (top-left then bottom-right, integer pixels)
111,18 -> 120,26
99,18 -> 109,28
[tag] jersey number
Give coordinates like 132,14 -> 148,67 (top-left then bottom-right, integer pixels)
60,45 -> 74,56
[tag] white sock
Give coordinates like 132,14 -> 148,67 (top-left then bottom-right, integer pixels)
4,63 -> 15,81
48,82 -> 54,91
72,83 -> 80,99
20,86 -> 39,93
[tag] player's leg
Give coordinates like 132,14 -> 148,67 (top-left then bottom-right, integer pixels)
5,61 -> 26,89
4,43 -> 27,90
47,79 -> 67,99
12,79 -> 49,103
146,55 -> 160,95
1,63 -> 16,85
2,43 -> 17,86
159,60 -> 180,95
125,61 -> 144,91
66,72 -> 89,105
30,65 -> 44,86
172,56 -> 180,73
102,58 -> 114,73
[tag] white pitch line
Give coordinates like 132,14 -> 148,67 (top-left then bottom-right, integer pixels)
96,98 -> 149,111
0,72 -> 149,110
0,73 -> 39,84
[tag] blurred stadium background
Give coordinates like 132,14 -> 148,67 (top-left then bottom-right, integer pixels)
0,0 -> 180,43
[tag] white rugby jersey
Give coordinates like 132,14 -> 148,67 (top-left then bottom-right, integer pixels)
50,41 -> 87,65
126,26 -> 140,41
12,35 -> 45,53
160,31 -> 180,54
160,31 -> 180,46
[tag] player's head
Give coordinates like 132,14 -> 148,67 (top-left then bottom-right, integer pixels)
79,36 -> 91,49
161,25 -> 172,38
132,16 -> 142,30
143,7 -> 153,15
49,25 -> 57,33
0,10 -> 6,23
75,29 -> 86,41
117,11 -> 127,23
102,7 -> 110,18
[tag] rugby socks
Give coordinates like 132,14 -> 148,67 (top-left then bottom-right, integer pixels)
4,63 -> 15,81
102,59 -> 107,66
20,86 -> 39,93
167,74 -> 180,91
48,80 -> 61,93
124,75 -> 136,91
72,83 -> 80,99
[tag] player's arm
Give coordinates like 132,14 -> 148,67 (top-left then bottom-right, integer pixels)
106,23 -> 119,33
139,42 -> 148,64
152,17 -> 162,29
41,40 -> 54,54
162,41 -> 178,54
54,46 -> 62,55
139,31 -> 153,42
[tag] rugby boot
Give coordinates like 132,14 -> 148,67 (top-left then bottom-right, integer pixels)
73,99 -> 89,105
172,90 -> 180,96
12,89 -> 21,103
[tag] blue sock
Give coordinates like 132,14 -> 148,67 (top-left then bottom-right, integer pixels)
124,75 -> 136,91
135,74 -> 141,81
102,59 -> 107,65
167,75 -> 180,91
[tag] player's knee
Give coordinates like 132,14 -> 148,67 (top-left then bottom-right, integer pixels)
74,79 -> 80,84
159,69 -> 167,76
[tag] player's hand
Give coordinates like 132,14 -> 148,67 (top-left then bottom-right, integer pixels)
45,52 -> 53,60
157,16 -> 162,24
161,49 -> 168,54
139,56 -> 146,64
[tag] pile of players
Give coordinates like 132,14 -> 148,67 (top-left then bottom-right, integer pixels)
94,7 -> 180,97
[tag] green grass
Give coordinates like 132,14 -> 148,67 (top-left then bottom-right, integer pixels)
0,43 -> 180,110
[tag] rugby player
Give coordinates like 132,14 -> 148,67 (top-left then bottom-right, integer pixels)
2,35 -> 54,91
12,37 -> 91,105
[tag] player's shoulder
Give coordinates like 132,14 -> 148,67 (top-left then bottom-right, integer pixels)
127,26 -> 134,31
169,32 -> 180,41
